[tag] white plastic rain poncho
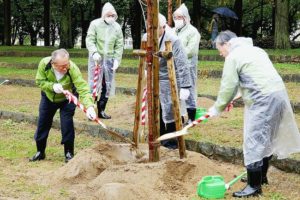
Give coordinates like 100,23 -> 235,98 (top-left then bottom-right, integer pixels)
213,37 -> 300,166
173,3 -> 201,109
158,15 -> 191,123
142,14 -> 191,123
86,2 -> 124,97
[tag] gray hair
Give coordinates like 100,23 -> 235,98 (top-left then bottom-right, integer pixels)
215,30 -> 237,45
51,49 -> 69,62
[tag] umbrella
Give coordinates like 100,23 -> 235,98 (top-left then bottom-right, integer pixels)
213,7 -> 238,19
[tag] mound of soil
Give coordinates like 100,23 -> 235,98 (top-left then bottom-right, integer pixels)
47,141 -> 245,200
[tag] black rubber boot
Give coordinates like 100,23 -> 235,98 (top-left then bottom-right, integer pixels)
160,122 -> 178,149
233,168 -> 262,198
241,155 -> 272,185
97,99 -> 111,119
64,141 -> 74,163
261,155 -> 272,184
187,108 -> 196,121
29,139 -> 46,162
184,108 -> 196,126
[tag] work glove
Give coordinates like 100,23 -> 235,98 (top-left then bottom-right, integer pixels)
86,106 -> 97,120
112,60 -> 119,71
179,88 -> 190,100
208,106 -> 220,117
92,52 -> 101,63
53,83 -> 64,94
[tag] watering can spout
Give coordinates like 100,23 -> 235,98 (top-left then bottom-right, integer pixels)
225,171 -> 247,189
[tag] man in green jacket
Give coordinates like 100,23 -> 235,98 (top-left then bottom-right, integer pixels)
86,2 -> 124,119
30,49 -> 96,163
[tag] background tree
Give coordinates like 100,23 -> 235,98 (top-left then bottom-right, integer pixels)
94,0 -> 101,19
0,0 -> 4,44
129,0 -> 142,49
59,0 -> 72,48
192,0 -> 201,34
14,0 -> 43,45
233,0 -> 242,35
44,0 -> 50,46
4,0 -> 11,45
274,0 -> 290,49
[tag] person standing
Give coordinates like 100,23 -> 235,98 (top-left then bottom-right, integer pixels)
157,14 -> 191,149
209,14 -> 219,49
30,49 -> 96,163
173,3 -> 201,124
86,2 -> 124,119
208,30 -> 300,198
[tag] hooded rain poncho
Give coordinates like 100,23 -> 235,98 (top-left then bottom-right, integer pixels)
213,37 -> 300,166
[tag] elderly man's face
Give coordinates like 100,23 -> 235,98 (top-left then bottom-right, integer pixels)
216,42 -> 230,58
52,56 -> 70,74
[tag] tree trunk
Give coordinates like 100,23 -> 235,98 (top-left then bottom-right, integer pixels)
130,0 -> 141,49
192,0 -> 201,33
30,32 -> 37,46
271,3 -> 275,36
233,0 -> 243,35
94,0 -> 102,19
122,15 -> 128,39
60,0 -> 73,48
50,22 -> 56,46
4,0 -> 11,46
80,7 -> 88,48
44,0 -> 50,46
274,0 -> 290,49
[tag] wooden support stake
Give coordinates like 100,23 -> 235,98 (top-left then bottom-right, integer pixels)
152,0 -> 160,161
146,0 -> 160,162
168,0 -> 173,26
132,41 -> 147,146
176,0 -> 181,8
165,41 -> 186,159
132,49 -> 147,57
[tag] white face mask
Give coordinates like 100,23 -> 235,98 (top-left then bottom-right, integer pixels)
174,19 -> 185,29
105,17 -> 115,24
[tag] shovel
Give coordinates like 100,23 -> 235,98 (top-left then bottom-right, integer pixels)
197,171 -> 247,199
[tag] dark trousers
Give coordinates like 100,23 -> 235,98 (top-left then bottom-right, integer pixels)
34,92 -> 76,149
160,105 -> 178,149
97,75 -> 109,114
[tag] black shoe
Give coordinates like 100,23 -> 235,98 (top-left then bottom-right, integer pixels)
99,111 -> 111,119
29,151 -> 45,162
65,152 -> 73,163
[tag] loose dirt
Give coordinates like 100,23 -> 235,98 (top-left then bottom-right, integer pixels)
40,141 -> 248,200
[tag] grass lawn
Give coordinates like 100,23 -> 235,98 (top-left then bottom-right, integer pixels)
1,46 -> 300,56
1,85 -> 300,154
1,70 -> 299,103
0,56 -> 299,74
0,118 -> 98,199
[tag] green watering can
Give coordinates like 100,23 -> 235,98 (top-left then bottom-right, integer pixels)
197,171 -> 247,199
195,108 -> 208,122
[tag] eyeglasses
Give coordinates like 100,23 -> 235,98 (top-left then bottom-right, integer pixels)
52,62 -> 70,71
